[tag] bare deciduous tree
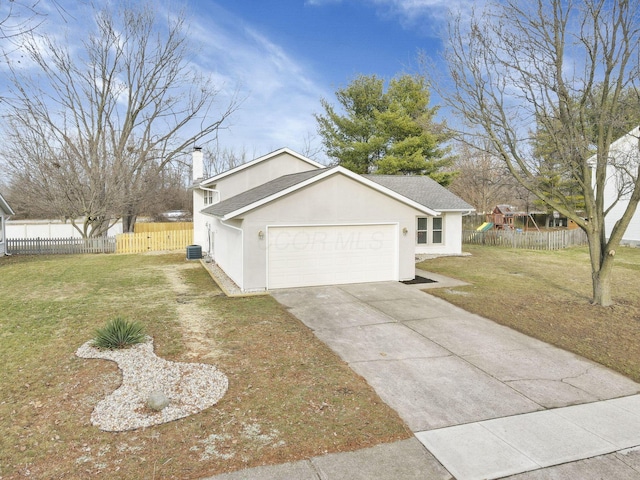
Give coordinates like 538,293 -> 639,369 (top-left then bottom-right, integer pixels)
438,0 -> 640,306
2,2 -> 240,236
199,137 -> 325,180
299,132 -> 326,163
201,143 -> 253,178
1,0 -> 49,42
449,141 -> 517,214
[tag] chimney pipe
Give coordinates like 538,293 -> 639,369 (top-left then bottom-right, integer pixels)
192,146 -> 204,181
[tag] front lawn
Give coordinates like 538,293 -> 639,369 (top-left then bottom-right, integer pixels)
0,254 -> 409,479
418,245 -> 640,383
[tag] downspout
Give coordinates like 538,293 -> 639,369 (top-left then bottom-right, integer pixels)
204,221 -> 214,261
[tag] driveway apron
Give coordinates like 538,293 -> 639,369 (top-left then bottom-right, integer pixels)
271,280 -> 640,480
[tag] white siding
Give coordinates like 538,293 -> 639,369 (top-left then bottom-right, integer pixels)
212,218 -> 244,289
208,152 -> 320,200
600,127 -> 640,244
194,151 -> 321,254
239,174 -> 423,291
415,212 -> 464,255
0,215 -> 6,255
193,188 -> 209,249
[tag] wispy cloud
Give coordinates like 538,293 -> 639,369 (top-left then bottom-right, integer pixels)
184,3 -> 330,157
304,0 -> 343,5
379,0 -> 482,35
305,0 -> 477,35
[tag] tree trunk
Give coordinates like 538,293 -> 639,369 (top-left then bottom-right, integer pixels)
591,269 -> 613,306
122,214 -> 136,233
586,228 -> 616,306
88,216 -> 111,238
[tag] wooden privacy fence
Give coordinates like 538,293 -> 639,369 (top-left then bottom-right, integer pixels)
463,229 -> 588,250
134,222 -> 193,233
116,229 -> 193,254
7,236 -> 116,254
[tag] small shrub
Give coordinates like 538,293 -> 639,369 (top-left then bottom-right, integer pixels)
92,317 -> 146,349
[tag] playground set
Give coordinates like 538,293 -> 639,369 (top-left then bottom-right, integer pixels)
476,205 -> 541,232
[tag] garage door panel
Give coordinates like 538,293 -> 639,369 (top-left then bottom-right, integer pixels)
268,224 -> 398,289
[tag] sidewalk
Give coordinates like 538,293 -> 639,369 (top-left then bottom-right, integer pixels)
202,438 -> 451,480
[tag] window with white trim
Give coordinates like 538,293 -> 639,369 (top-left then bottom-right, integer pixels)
204,189 -> 216,205
432,217 -> 443,244
417,217 -> 428,244
416,217 -> 443,245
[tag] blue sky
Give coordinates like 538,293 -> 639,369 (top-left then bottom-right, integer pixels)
183,0 -> 465,160
2,0 -> 472,161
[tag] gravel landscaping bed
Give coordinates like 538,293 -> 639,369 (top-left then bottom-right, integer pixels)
76,337 -> 228,432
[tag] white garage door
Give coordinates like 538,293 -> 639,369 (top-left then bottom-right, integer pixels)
267,224 -> 398,289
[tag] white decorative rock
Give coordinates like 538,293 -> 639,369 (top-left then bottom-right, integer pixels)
147,391 -> 170,411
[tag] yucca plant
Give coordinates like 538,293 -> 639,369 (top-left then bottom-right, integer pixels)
92,317 -> 146,349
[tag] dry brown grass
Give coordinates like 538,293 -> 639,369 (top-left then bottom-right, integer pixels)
0,253 -> 410,479
418,245 -> 640,383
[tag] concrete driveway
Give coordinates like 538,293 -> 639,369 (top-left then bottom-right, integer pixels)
270,275 -> 640,480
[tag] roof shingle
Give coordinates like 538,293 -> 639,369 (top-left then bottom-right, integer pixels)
201,169 -> 473,219
363,175 -> 473,211
201,169 -> 327,217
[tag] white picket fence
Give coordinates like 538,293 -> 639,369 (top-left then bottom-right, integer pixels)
464,229 -> 588,250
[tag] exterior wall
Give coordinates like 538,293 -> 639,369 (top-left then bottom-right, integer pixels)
415,212 -> 464,255
203,152 -> 321,199
193,151 -> 320,253
237,173 -> 427,291
193,188 -> 209,248
604,163 -> 640,245
0,214 -> 6,255
211,218 -> 244,288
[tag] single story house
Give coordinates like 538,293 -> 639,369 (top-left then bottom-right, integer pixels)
0,192 -> 15,256
590,126 -> 640,246
192,148 -> 473,291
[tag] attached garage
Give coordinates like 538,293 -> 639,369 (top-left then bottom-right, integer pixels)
201,165 -> 453,292
267,224 -> 399,289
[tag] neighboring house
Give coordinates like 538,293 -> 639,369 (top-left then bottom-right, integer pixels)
591,126 -> 640,246
0,192 -> 15,256
192,148 -> 474,291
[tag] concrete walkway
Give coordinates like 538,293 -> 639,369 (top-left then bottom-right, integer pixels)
204,273 -> 640,479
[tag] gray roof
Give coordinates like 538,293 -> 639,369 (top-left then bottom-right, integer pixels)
202,169 -> 327,217
202,168 -> 473,219
363,175 -> 473,212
